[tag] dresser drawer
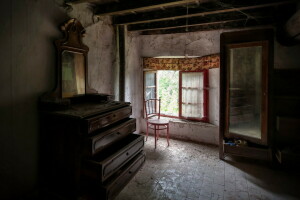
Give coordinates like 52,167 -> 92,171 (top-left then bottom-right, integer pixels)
81,152 -> 145,200
84,106 -> 132,134
101,152 -> 146,200
84,118 -> 136,156
82,134 -> 144,182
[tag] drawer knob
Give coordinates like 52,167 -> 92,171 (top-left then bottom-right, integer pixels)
126,152 -> 129,156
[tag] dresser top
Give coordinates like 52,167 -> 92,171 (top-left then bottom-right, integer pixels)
41,101 -> 130,119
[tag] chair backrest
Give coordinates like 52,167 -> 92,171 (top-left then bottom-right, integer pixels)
144,98 -> 161,120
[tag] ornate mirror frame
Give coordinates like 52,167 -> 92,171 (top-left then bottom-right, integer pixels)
54,18 -> 96,99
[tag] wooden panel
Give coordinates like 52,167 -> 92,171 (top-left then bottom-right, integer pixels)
81,152 -> 146,200
84,106 -> 132,134
276,148 -> 300,164
273,69 -> 300,118
82,134 -> 144,183
84,118 -> 136,156
224,143 -> 272,161
41,100 -> 129,119
103,152 -> 146,200
276,116 -> 300,146
273,69 -> 300,97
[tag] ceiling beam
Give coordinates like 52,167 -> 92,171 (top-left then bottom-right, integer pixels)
141,18 -> 274,35
114,0 -> 295,25
94,0 -> 201,16
127,8 -> 275,32
65,0 -> 99,4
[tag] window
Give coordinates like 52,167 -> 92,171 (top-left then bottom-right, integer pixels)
144,71 -> 157,100
144,69 -> 208,122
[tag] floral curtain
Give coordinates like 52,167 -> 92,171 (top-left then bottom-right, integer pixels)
143,54 -> 220,71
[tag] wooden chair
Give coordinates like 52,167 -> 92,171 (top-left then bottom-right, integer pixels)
144,98 -> 170,148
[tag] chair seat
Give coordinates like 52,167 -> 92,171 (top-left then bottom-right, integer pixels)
148,118 -> 169,125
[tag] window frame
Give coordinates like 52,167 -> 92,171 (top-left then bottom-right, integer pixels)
143,70 -> 157,101
179,69 -> 209,122
143,69 -> 209,122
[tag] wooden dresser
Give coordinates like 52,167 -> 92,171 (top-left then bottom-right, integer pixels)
39,97 -> 145,199
39,19 -> 144,199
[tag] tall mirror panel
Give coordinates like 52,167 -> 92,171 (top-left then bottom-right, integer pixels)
227,44 -> 263,140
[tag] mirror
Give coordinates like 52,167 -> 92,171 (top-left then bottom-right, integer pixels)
53,18 -> 94,99
62,51 -> 85,98
40,19 -> 102,106
225,41 -> 268,143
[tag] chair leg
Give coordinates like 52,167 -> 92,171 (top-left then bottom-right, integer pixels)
146,123 -> 149,141
154,125 -> 157,149
167,125 -> 170,146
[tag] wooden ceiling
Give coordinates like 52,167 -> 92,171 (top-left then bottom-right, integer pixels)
65,0 -> 297,35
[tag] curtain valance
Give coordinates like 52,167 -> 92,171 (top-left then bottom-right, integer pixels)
143,54 -> 220,71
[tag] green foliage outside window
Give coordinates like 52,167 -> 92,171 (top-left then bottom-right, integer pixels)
158,71 -> 179,116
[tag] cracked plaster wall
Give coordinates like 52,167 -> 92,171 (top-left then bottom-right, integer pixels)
69,3 -> 116,95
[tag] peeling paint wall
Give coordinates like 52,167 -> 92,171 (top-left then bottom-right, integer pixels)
68,4 -> 116,95
125,31 -> 143,132
140,31 -> 222,58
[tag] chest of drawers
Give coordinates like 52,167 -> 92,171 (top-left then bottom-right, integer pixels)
39,100 -> 145,199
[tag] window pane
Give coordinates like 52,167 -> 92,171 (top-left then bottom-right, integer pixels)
145,88 -> 156,100
181,72 -> 204,118
158,71 -> 179,116
144,72 -> 156,100
145,72 -> 155,87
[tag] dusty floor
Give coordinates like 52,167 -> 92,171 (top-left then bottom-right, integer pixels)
115,136 -> 300,200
